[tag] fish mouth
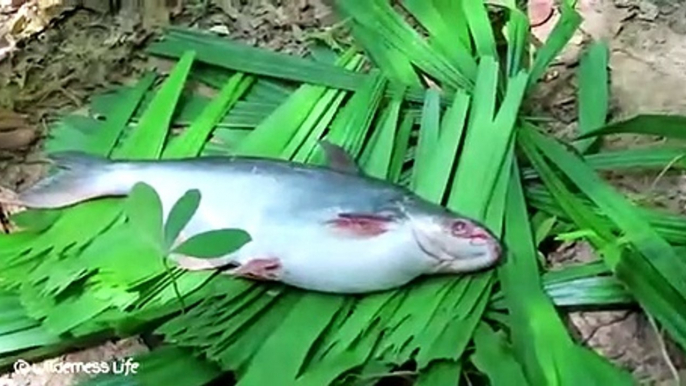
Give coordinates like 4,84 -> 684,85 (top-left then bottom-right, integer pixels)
469,233 -> 502,262
412,227 -> 484,264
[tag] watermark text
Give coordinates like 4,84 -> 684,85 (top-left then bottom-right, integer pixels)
13,358 -> 139,377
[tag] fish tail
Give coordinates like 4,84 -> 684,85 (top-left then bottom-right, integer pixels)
17,152 -> 128,209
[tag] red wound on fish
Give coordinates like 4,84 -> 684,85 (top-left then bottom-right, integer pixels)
326,213 -> 393,237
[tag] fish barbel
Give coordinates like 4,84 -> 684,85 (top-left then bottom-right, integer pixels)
11,143 -> 503,294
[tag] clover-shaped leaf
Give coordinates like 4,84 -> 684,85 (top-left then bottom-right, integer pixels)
124,182 -> 164,248
124,182 -> 251,261
164,189 -> 202,249
172,229 -> 251,259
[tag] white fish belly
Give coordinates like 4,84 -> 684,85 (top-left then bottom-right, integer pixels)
130,168 -> 283,237
244,223 -> 433,293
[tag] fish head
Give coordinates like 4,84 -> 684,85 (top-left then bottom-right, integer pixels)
403,200 -> 503,274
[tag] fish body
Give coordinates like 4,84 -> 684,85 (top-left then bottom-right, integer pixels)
15,146 -> 503,294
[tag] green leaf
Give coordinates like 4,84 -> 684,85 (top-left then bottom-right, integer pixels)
92,72 -> 157,156
149,27 -> 370,95
362,89 -> 403,179
533,213 -> 557,247
349,22 -> 422,87
387,110 -> 415,183
578,114 -> 686,141
163,73 -> 254,159
615,250 -> 686,350
521,124 -> 686,351
498,162 -> 628,384
415,89 -> 470,202
9,209 -> 62,233
43,287 -> 112,334
337,0 -> 473,90
526,126 -> 686,296
544,275 -> 633,307
313,72 -> 387,162
173,229 -> 251,259
0,292 -> 63,355
574,40 -> 609,152
84,346 -> 222,386
115,50 -> 195,159
448,58 -> 528,220
125,183 -> 164,249
400,0 -> 477,79
282,56 -> 361,160
504,8 -> 530,77
463,0 -> 497,58
163,189 -> 202,250
293,352 -> 361,386
525,184 -> 686,245
236,50 -> 359,158
471,322 -> 528,386
238,294 -> 345,385
522,146 -> 686,178
415,360 -> 461,386
412,88 -> 441,190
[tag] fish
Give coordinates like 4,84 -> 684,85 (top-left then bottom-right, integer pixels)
10,142 -> 503,294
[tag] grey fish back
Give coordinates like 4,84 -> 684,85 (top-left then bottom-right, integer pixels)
117,156 -> 412,216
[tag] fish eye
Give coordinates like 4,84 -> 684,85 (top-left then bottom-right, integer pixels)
451,220 -> 469,236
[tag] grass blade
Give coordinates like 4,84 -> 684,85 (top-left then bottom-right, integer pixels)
574,41 -> 609,153
578,114 -> 686,141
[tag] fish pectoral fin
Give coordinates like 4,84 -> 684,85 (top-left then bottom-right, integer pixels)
223,257 -> 282,281
318,140 -> 360,175
324,212 -> 395,238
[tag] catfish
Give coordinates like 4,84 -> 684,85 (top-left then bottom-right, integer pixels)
10,142 -> 503,294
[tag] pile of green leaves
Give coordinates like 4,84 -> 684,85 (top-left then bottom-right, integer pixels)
1,0 -> 685,385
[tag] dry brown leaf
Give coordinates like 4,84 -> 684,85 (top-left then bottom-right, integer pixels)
0,184 -> 24,233
0,127 -> 37,149
0,108 -> 29,130
213,0 -> 240,19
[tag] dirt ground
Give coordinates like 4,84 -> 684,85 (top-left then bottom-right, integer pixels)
534,0 -> 686,384
0,0 -> 686,385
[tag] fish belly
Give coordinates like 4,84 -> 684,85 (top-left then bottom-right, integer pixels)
245,223 -> 432,293
136,168 -> 282,234
130,169 -> 433,293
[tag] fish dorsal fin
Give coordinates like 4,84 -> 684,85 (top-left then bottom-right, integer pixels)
319,140 -> 360,174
